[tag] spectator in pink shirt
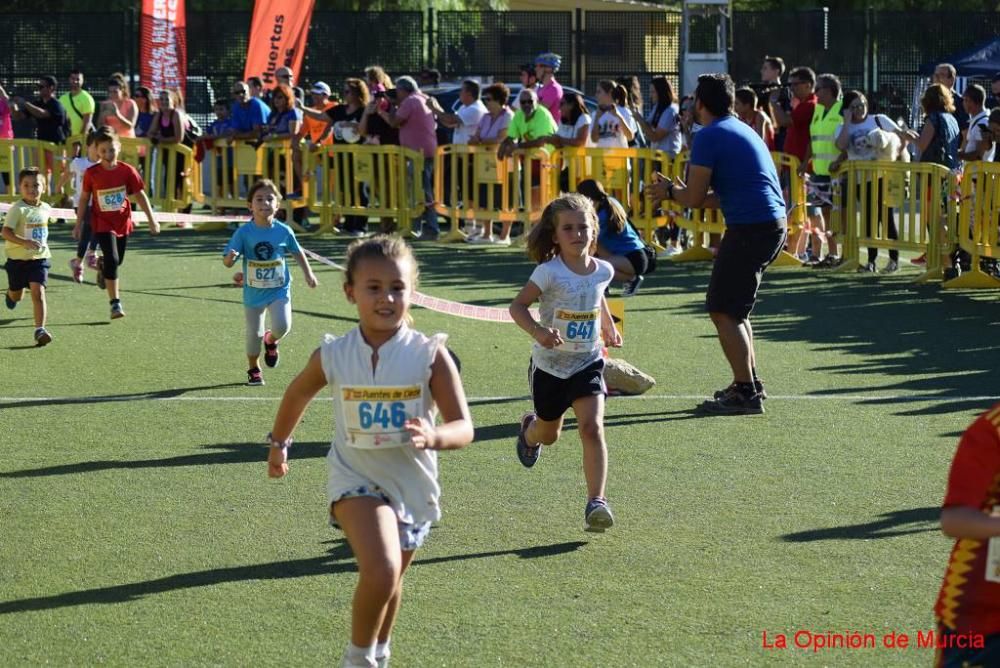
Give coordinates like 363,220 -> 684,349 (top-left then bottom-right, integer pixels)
0,82 -> 13,140
379,75 -> 440,240
535,53 -> 564,120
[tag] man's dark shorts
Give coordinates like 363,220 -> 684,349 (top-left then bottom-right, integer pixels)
5,259 -> 50,291
705,222 -> 786,320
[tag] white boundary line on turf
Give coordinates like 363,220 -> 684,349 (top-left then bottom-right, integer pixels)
1,394 -> 999,404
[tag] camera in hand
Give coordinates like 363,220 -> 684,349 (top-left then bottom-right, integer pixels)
375,89 -> 398,102
748,81 -> 791,104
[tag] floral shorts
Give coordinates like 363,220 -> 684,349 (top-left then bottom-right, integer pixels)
329,484 -> 431,551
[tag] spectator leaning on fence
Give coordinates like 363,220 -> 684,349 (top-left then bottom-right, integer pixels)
466,83 -> 514,245
229,81 -> 269,141
535,53 -> 564,121
592,80 -> 636,149
832,89 -> 906,274
635,76 -> 682,159
959,84 -> 995,163
380,76 -> 440,241
799,73 -> 843,268
10,75 -> 67,182
773,67 -> 817,260
97,73 -> 138,139
907,83 -> 960,276
646,73 -> 786,416
428,79 -> 487,146
60,69 -> 95,138
134,86 -> 156,138
933,63 -> 970,135
299,82 -> 334,147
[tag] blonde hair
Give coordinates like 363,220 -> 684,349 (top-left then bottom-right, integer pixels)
525,194 -> 598,263
364,65 -> 392,90
922,83 -> 955,114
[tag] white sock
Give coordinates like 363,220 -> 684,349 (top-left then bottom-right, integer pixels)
375,639 -> 391,667
341,642 -> 376,668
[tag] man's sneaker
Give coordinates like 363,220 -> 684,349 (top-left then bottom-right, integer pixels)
584,497 -> 615,533
247,367 -> 264,386
714,380 -> 767,401
412,230 -> 440,242
34,327 -> 52,347
110,302 -> 125,319
883,259 -> 899,274
621,274 -> 644,298
69,258 -> 84,284
813,254 -> 841,269
96,257 -> 106,289
857,261 -> 877,273
4,292 -> 16,310
658,245 -> 680,258
263,330 -> 280,368
698,385 -> 764,415
515,412 -> 541,468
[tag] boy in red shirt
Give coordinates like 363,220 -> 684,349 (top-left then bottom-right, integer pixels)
73,126 -> 159,319
934,404 -> 1000,667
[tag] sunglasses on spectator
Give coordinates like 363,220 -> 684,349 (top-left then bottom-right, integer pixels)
519,99 -> 534,106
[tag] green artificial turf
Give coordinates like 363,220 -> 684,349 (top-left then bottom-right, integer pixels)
1,224 -> 998,666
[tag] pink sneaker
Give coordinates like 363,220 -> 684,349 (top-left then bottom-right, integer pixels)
85,254 -> 99,270
69,258 -> 84,284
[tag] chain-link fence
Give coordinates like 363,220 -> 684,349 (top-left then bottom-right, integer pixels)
4,9 -> 1000,129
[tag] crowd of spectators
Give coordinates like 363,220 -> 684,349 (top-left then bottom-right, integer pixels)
3,55 -> 999,253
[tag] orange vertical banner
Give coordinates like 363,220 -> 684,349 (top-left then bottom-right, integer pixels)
140,0 -> 187,97
243,0 -> 316,86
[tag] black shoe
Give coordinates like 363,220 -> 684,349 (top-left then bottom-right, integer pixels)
714,380 -> 767,401
857,261 -> 876,273
699,386 -> 764,415
515,412 -> 541,468
944,266 -> 961,281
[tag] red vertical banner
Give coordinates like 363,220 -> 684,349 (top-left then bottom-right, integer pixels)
140,0 -> 188,97
243,0 -> 316,86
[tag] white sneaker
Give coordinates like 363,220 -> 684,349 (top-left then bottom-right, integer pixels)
465,224 -> 482,239
658,245 -> 680,258
491,237 -> 512,246
467,235 -> 494,244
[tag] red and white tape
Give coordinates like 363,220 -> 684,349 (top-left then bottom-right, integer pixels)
302,247 -> 535,322
0,201 -> 240,224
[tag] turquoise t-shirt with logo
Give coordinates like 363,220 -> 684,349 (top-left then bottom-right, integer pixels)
223,220 -> 301,309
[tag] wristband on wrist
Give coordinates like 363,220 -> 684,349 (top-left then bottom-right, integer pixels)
267,432 -> 293,449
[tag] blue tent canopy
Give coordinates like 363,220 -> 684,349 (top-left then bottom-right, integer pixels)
919,38 -> 1000,77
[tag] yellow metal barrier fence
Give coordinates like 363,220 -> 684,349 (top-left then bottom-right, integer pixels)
311,143 -> 425,235
434,145 -> 553,242
0,139 -> 67,204
834,160 -> 952,282
947,160 -> 1000,288
550,146 -> 673,246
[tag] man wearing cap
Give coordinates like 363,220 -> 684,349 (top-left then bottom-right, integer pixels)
228,80 -> 269,140
379,76 -> 440,240
300,82 -> 336,147
535,53 -> 564,120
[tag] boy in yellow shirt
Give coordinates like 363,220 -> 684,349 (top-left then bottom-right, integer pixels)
2,167 -> 54,346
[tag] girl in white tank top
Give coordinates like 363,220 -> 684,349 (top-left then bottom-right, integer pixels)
265,236 -> 473,668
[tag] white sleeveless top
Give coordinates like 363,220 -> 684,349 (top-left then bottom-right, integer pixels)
321,326 -> 445,525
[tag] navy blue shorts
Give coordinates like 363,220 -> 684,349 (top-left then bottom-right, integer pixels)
529,358 -> 606,422
5,259 -> 49,291
936,630 -> 1000,668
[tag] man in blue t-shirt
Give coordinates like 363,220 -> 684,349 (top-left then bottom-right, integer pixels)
228,81 -> 269,140
646,73 -> 786,416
